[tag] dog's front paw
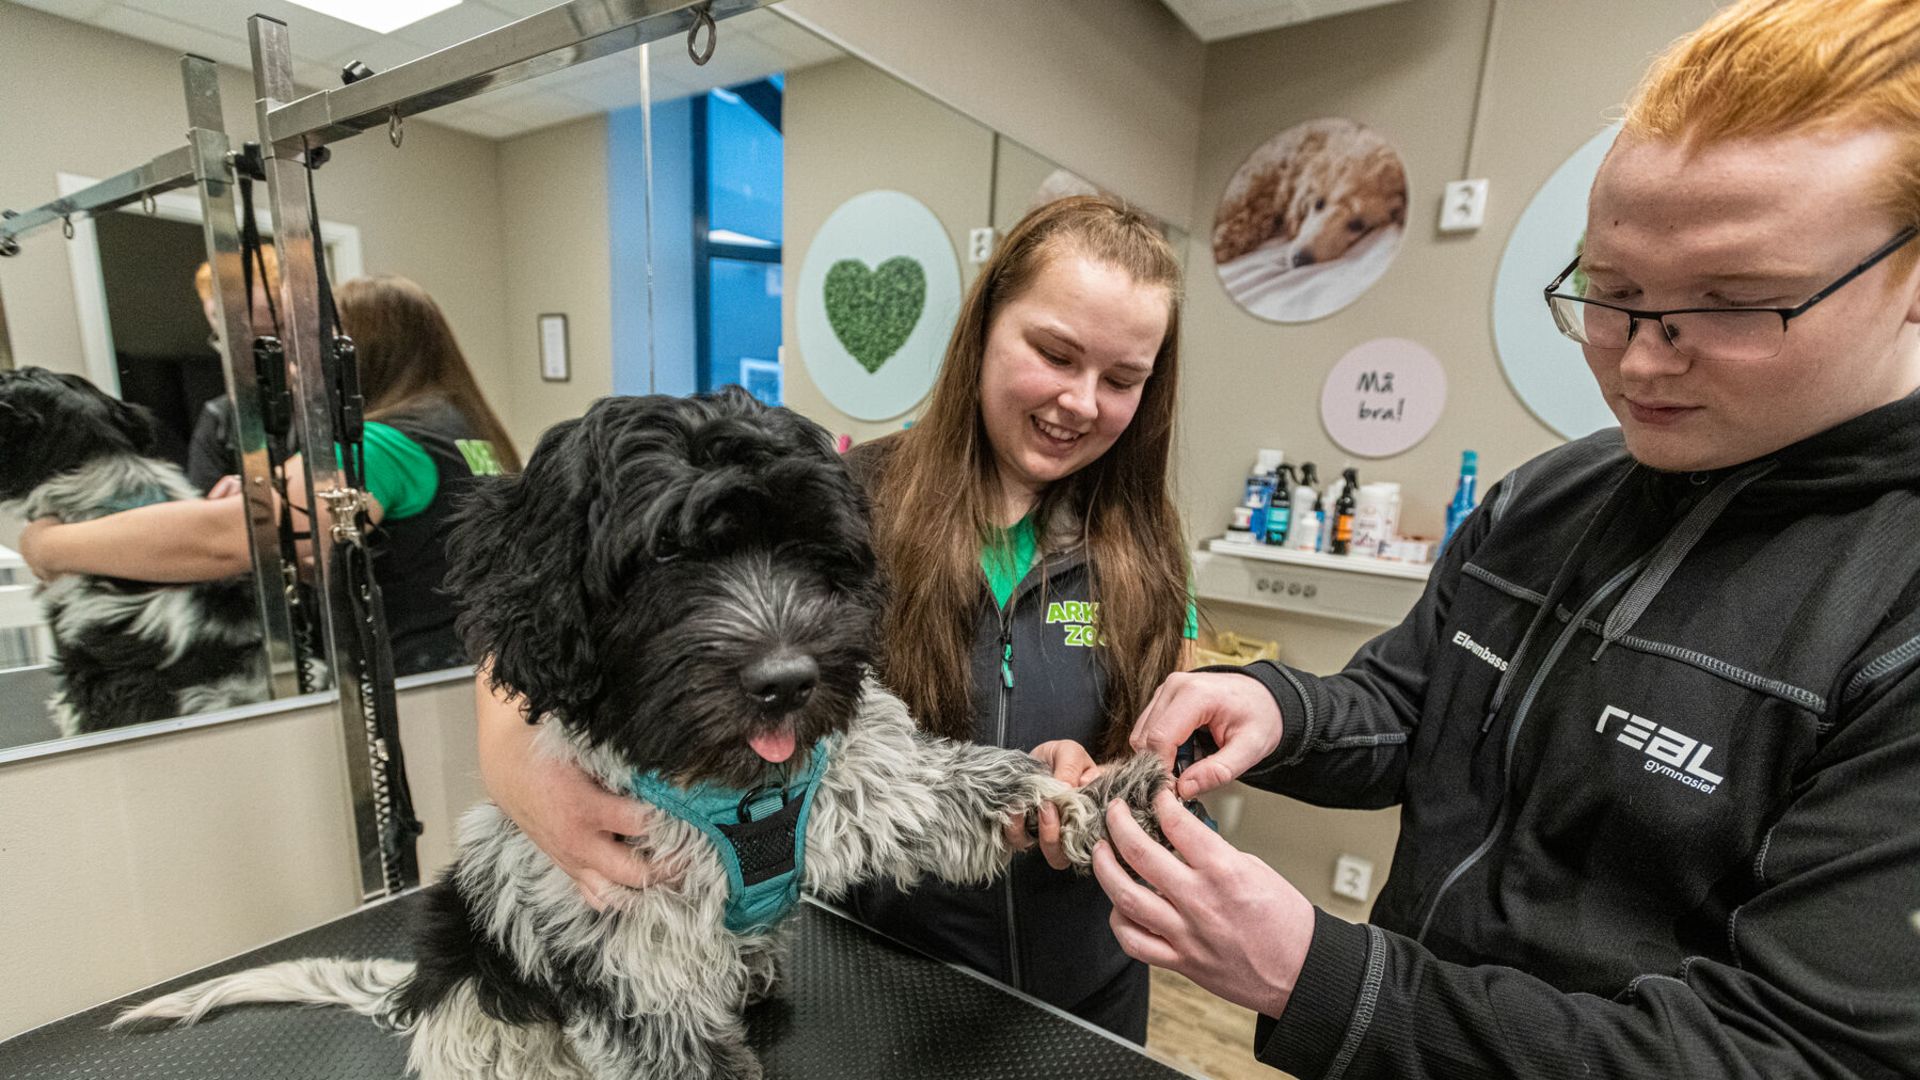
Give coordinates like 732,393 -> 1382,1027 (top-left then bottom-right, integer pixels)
1047,752 -> 1170,872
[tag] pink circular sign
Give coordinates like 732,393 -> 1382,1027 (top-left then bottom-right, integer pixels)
1319,337 -> 1447,458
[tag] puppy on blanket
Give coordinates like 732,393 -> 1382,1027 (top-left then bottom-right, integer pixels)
117,388 -> 1167,1079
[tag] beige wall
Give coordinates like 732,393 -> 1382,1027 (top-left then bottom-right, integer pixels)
495,115 -> 615,455
780,56 -> 995,441
0,3 -> 517,434
0,678 -> 485,1039
1182,0 -> 1721,913
777,0 -> 1205,229
1180,0 -> 1719,550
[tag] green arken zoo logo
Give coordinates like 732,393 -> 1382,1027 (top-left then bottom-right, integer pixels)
1045,601 -> 1104,648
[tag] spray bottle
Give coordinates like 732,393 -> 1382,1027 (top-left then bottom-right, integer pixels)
1441,450 -> 1479,552
1263,464 -> 1297,546
1330,467 -> 1359,556
1289,463 -> 1322,552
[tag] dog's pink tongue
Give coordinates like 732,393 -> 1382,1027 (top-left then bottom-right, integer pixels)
749,727 -> 797,764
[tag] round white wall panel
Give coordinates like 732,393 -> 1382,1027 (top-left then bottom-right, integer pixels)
797,190 -> 961,421
1491,124 -> 1621,439
1320,337 -> 1448,458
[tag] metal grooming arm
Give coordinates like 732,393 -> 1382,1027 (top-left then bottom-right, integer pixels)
247,0 -> 776,899
0,55 -> 304,702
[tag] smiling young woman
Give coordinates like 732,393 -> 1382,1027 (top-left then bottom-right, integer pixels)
842,194 -> 1195,1039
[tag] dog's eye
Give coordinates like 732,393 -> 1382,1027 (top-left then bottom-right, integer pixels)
653,538 -> 683,564
1314,198 -> 1327,212
1347,217 -> 1368,234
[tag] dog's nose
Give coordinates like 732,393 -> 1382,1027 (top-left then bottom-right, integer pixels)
1292,249 -> 1316,268
741,651 -> 819,712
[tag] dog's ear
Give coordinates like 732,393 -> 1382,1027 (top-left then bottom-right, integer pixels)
444,414 -> 603,724
105,395 -> 162,457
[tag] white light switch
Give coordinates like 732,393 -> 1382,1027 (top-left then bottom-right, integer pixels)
1439,178 -> 1489,233
968,227 -> 996,264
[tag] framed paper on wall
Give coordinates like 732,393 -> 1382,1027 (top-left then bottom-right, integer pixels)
539,313 -> 570,383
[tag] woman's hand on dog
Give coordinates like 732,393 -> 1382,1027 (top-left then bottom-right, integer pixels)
17,517 -> 60,582
476,668 -> 677,909
1005,739 -> 1104,871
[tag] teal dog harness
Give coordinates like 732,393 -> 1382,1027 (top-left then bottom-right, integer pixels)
629,736 -> 835,934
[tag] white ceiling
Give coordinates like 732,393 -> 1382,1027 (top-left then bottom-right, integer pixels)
8,0 -> 845,140
1157,0 -> 1412,42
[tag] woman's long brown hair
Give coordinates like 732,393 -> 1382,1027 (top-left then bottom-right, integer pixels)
336,275 -> 521,472
869,195 -> 1186,758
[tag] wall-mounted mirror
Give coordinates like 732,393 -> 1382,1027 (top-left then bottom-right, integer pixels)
0,45 -> 321,757
306,6 -> 1189,691
0,1 -> 1191,723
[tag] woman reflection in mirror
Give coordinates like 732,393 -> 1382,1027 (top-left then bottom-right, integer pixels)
18,274 -> 520,676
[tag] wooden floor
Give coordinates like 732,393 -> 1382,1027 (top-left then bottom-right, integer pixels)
1143,968 -> 1293,1080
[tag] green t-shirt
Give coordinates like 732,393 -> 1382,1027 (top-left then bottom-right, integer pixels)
982,513 -> 1040,611
334,421 -> 438,520
980,513 -> 1198,638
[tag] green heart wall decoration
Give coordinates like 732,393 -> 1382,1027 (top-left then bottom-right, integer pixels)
823,256 -> 926,374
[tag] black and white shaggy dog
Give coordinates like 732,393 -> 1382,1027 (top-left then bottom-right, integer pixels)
0,367 -> 266,736
118,388 -> 1167,1079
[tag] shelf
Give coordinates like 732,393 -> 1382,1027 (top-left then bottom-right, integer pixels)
1193,536 -> 1431,629
1205,536 -> 1432,580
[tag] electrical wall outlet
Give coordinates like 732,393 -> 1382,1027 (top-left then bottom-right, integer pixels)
968,227 -> 996,264
1439,178 -> 1489,233
1332,853 -> 1375,903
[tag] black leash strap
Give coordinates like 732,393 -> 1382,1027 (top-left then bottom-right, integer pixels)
304,143 -> 422,890
236,164 -> 317,696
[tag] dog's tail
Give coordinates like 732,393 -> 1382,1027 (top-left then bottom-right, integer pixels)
110,958 -> 413,1030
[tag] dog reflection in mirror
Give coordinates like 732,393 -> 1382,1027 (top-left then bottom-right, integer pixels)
0,367 -> 267,736
116,388 -> 1168,1080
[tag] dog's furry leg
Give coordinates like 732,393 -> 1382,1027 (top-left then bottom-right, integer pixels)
739,936 -> 785,1008
110,958 -> 413,1030
565,1013 -> 761,1080
1043,750 -> 1172,870
805,683 -> 1171,897
406,980 -> 589,1080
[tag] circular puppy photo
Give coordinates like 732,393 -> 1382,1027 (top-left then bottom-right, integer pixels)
1212,117 -> 1409,322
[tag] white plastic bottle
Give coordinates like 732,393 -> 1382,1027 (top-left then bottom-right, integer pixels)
1352,482 -> 1395,558
1287,476 -> 1317,551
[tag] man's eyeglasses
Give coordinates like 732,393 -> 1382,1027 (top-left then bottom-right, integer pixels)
1543,226 -> 1918,362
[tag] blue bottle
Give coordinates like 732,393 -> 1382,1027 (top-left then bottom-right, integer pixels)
1240,450 -> 1284,542
1441,451 -> 1479,552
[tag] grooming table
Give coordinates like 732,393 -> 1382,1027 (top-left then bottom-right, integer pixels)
0,890 -> 1197,1079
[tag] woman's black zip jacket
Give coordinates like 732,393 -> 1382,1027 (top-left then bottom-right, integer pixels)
838,435 -> 1151,1039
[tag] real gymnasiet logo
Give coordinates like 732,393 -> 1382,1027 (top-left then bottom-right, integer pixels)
1595,705 -> 1725,795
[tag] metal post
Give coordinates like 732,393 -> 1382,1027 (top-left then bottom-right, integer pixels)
180,53 -> 301,700
0,281 -> 13,370
261,0 -> 773,149
251,14 -> 391,900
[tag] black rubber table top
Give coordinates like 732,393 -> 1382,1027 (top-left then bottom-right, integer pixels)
0,890 -> 1195,1079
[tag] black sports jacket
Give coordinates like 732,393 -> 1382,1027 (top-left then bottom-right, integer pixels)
1238,391 -> 1920,1078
